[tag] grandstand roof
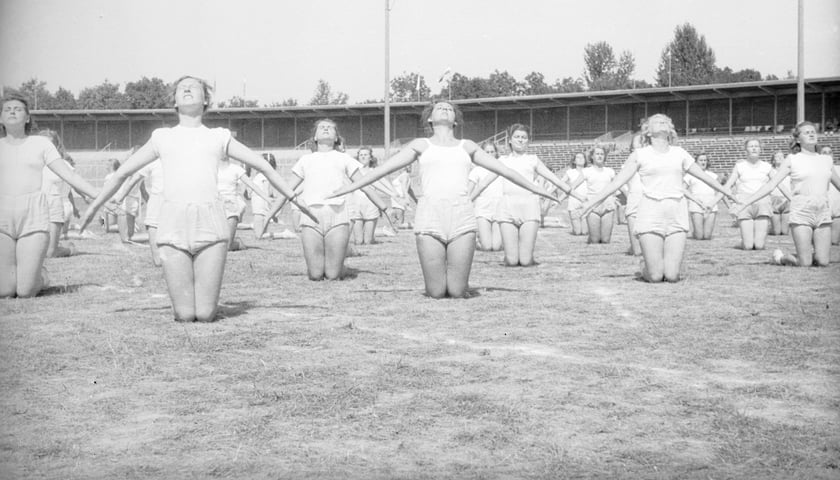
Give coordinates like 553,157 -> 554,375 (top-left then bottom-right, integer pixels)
30,76 -> 840,120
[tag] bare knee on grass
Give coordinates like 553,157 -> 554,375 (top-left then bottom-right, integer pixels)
12,233 -> 49,298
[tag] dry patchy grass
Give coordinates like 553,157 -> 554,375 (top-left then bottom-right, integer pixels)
1,216 -> 839,479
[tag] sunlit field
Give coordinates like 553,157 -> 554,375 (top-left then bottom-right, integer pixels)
1,210 -> 839,479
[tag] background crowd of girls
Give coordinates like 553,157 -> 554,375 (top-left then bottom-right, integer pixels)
3,84 -> 839,316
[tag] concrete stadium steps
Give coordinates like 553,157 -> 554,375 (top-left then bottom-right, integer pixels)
531,134 -> 840,173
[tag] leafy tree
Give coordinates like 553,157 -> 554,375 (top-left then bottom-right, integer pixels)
583,42 -> 637,90
7,78 -> 54,109
77,80 -> 130,109
309,79 -> 348,105
390,71 -> 431,102
445,73 -> 483,99
713,67 -> 762,83
265,98 -> 299,107
656,23 -> 717,86
486,70 -> 523,97
554,77 -> 585,93
444,71 -> 522,100
124,76 -> 170,109
217,96 -> 259,108
51,87 -> 78,109
583,41 -> 617,88
523,72 -> 553,95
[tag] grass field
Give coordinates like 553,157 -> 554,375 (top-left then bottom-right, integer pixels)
1,214 -> 839,479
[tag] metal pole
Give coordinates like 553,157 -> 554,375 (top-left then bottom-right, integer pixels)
797,0 -> 805,123
384,0 -> 391,160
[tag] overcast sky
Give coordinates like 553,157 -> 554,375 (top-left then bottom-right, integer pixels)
1,0 -> 838,105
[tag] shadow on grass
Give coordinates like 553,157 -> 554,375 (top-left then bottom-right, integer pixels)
469,286 -> 528,294
257,302 -> 329,310
216,300 -> 258,320
113,305 -> 171,313
38,284 -> 91,296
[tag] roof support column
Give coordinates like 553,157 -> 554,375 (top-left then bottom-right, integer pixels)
566,106 -> 570,141
728,97 -> 733,136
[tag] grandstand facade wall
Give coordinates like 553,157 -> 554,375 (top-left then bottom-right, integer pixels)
31,78 -> 840,152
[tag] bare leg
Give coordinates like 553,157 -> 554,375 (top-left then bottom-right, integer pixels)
517,221 -> 540,266
662,232 -> 687,282
626,215 -> 642,255
14,232 -> 49,297
638,233 -> 665,282
476,217 -> 493,251
616,204 -> 626,225
586,213 -> 602,243
600,211 -> 615,243
780,213 -> 790,235
444,233 -> 476,298
159,246 -> 197,321
703,213 -> 717,240
47,222 -> 71,257
118,214 -> 136,243
739,219 -> 756,249
147,226 -> 161,267
690,213 -> 704,240
0,235 -> 18,297
416,234 -> 448,298
569,211 -> 582,235
226,217 -> 242,251
491,222 -> 503,251
191,242 -> 227,321
252,214 -> 267,239
831,218 -> 840,245
300,227 -> 327,280
813,225 -> 832,266
499,222 -> 520,266
363,219 -> 377,245
351,219 -> 364,244
770,213 -> 782,236
789,225 -> 814,267
324,224 -> 351,280
753,217 -> 769,249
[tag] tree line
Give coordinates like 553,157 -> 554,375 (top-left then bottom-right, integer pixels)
4,23 -> 790,110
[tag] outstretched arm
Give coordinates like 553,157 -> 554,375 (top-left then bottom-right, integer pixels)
713,165 -> 739,207
112,173 -> 144,203
79,142 -> 157,231
686,163 -> 736,203
48,159 -> 98,200
469,172 -> 499,201
227,139 -> 295,200
733,161 -> 791,215
328,141 -> 420,198
535,162 -> 584,201
356,174 -> 390,212
256,176 -> 304,238
468,144 -> 555,203
579,153 -> 639,217
238,173 -> 272,204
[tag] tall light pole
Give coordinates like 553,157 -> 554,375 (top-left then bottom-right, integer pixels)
797,0 -> 804,123
384,0 -> 391,160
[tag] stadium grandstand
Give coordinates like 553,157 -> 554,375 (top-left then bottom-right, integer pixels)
29,77 -> 840,185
